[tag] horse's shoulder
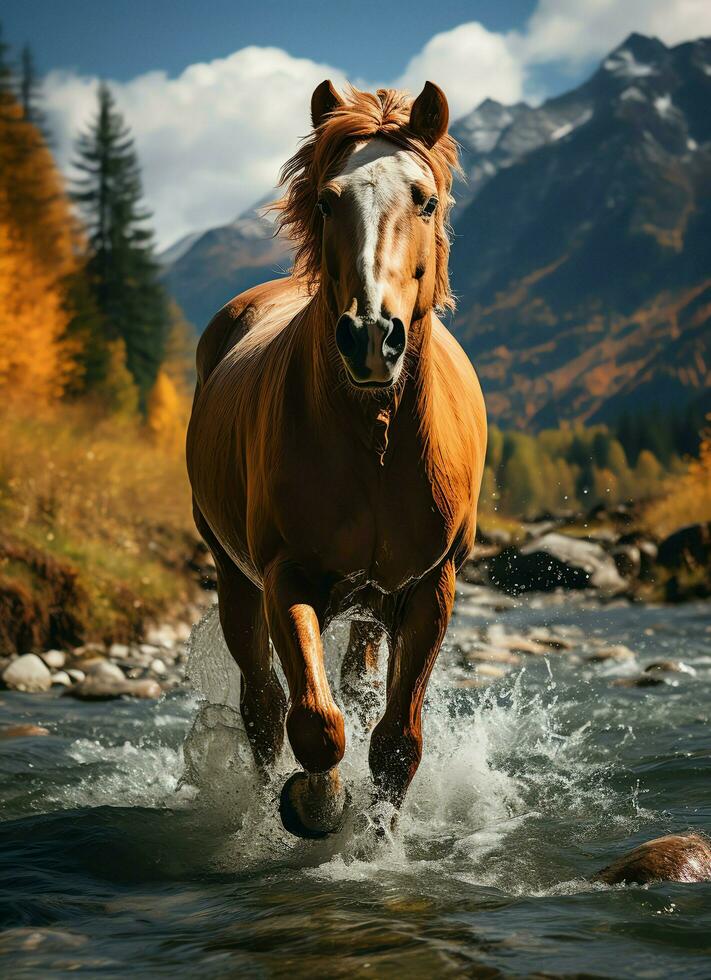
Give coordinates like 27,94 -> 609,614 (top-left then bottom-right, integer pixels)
196,277 -> 307,384
431,316 -> 483,401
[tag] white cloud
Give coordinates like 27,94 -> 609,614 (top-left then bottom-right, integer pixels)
518,0 -> 711,67
42,1 -> 711,250
45,47 -> 346,249
396,22 -> 525,119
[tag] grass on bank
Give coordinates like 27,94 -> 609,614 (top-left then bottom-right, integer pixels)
0,403 -> 195,654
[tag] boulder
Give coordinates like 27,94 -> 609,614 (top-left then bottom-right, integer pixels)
657,522 -> 711,570
611,544 -> 641,580
488,533 -> 626,595
586,644 -> 635,663
0,723 -> 50,738
2,654 -> 52,692
594,833 -> 711,885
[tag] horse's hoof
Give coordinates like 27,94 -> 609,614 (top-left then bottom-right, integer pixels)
279,770 -> 349,839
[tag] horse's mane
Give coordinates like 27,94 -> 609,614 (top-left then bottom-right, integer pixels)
273,85 -> 461,312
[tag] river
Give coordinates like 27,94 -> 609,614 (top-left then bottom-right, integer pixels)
1,593 -> 710,977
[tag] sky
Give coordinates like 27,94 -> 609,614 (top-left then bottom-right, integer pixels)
3,0 -> 710,250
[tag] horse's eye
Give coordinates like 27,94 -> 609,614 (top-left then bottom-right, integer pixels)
317,198 -> 331,217
422,196 -> 438,217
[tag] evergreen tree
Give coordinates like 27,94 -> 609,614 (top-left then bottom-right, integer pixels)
19,44 -> 46,131
72,82 -> 168,401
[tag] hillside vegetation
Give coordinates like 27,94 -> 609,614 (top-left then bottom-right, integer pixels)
0,30 -> 196,655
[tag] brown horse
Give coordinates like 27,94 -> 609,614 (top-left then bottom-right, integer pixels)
186,80 -> 487,837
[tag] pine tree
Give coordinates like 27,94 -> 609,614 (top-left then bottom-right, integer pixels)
18,44 -> 46,132
72,82 -> 168,402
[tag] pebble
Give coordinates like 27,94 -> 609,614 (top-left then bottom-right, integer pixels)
87,660 -> 126,684
466,647 -> 521,665
109,643 -> 130,659
66,668 -> 86,683
528,628 -> 575,651
2,654 -> 52,692
71,655 -> 106,672
174,621 -> 192,642
644,660 -> 696,676
66,676 -> 163,701
149,658 -> 167,675
40,650 -> 66,670
139,643 -> 160,657
0,723 -> 50,738
145,624 -> 176,649
586,644 -> 636,663
72,643 -> 105,656
473,663 -> 510,679
50,670 -> 73,687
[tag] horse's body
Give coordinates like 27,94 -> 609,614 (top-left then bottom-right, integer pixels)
187,81 -> 486,836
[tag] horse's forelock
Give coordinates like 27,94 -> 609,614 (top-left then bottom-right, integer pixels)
272,85 -> 461,312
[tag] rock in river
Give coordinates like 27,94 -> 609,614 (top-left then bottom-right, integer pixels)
594,833 -> 711,885
488,533 -> 626,595
0,723 -> 50,738
2,654 -> 52,692
66,675 -> 162,701
86,660 -> 126,684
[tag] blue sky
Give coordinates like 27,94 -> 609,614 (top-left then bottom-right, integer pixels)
4,0 -> 538,82
3,0 -> 707,248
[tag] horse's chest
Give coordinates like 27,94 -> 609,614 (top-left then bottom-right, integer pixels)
271,436 -> 451,591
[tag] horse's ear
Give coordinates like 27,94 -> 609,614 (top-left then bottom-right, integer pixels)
409,81 -> 449,147
311,80 -> 344,128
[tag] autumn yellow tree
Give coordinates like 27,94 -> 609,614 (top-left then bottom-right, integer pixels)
0,52 -> 81,406
146,369 -> 188,454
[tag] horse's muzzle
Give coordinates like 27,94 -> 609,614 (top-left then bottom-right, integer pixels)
335,313 -> 406,387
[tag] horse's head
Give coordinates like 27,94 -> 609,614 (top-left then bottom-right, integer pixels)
276,82 -> 459,389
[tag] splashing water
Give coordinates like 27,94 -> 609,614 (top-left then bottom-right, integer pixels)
176,604 -> 645,890
3,598 -> 710,977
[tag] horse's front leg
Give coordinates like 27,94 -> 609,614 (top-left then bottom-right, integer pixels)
263,555 -> 347,837
369,560 -> 456,812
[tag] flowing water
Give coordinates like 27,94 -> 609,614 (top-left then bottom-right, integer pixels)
1,594 -> 710,978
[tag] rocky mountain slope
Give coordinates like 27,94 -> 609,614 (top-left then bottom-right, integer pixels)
161,33 -> 711,428
450,33 -> 711,427
160,197 -> 291,330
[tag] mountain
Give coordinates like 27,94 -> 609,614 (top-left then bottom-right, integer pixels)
160,197 -> 291,329
161,33 -> 711,429
450,33 -> 711,428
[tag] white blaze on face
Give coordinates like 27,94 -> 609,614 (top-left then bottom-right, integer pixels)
337,138 -> 432,321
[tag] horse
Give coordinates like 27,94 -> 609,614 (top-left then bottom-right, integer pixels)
186,79 -> 487,837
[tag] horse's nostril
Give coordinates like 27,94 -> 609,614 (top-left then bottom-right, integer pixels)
383,318 -> 406,361
335,315 -> 358,358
